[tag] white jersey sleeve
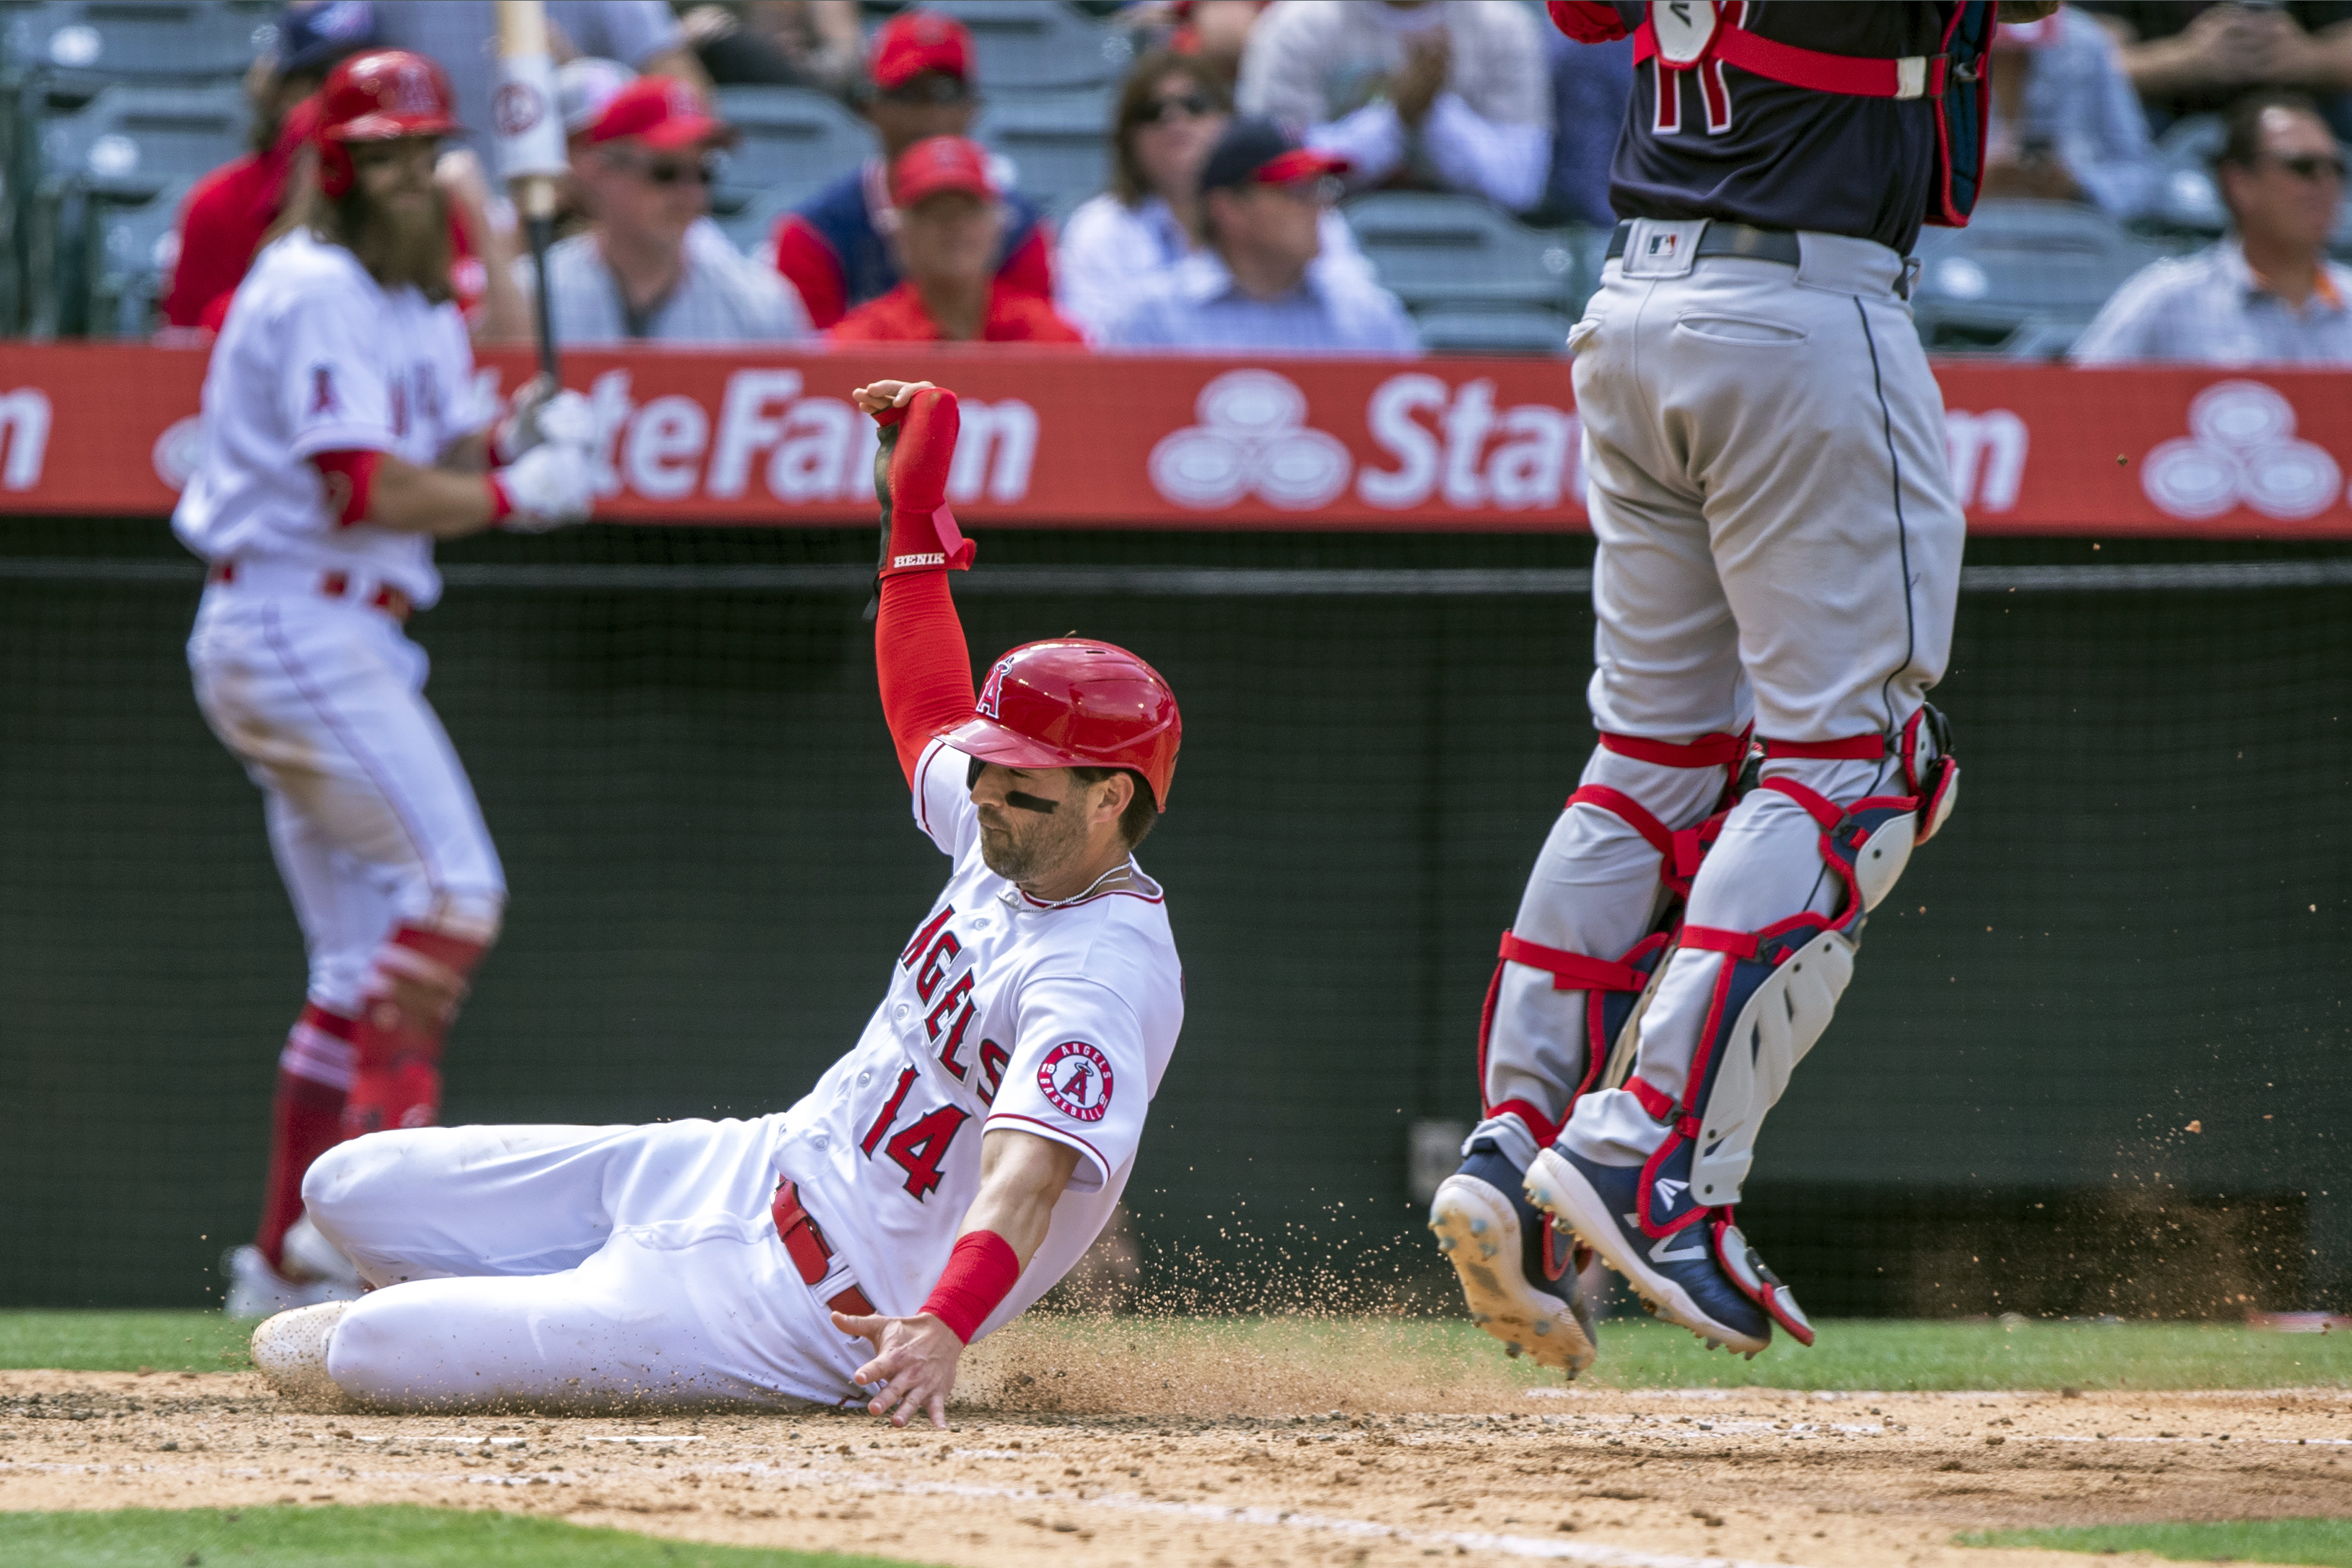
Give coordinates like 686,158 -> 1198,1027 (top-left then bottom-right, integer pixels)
984,974 -> 1150,1193
280,287 -> 402,460
910,738 -> 980,861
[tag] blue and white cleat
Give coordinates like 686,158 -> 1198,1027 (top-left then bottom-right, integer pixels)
1429,1142 -> 1597,1375
1525,1141 -> 1782,1357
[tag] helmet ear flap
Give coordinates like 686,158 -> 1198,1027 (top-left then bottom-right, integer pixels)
318,137 -> 354,200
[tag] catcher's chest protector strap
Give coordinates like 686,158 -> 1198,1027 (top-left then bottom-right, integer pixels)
1632,0 -> 1993,226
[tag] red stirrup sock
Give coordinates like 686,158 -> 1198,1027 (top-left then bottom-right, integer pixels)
920,1230 -> 1022,1344
342,926 -> 488,1138
874,388 -> 973,579
255,1003 -> 356,1268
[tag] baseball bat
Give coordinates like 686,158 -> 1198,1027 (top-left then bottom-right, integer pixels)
492,0 -> 566,382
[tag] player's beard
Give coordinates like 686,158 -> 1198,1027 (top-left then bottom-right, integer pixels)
979,800 -> 1090,887
310,183 -> 454,305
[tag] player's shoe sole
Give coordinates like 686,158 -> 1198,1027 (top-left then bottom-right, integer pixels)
1525,1146 -> 1769,1357
1428,1172 -> 1596,1376
250,1300 -> 357,1412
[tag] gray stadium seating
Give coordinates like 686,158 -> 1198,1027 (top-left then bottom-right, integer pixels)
1343,191 -> 1584,312
2,1 -> 272,96
1412,303 -> 1574,356
973,87 -> 1112,213
23,80 -> 245,336
709,85 -> 871,218
1909,198 -> 2161,358
85,172 -> 188,337
924,0 -> 1131,91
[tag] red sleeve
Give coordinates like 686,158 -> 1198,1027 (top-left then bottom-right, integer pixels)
997,224 -> 1055,300
1549,1 -> 1630,43
310,449 -> 380,526
877,571 -> 978,788
773,215 -> 847,329
163,163 -> 260,329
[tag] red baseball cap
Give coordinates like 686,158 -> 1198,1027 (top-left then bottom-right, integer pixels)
588,76 -> 736,150
890,135 -> 997,205
871,11 -> 974,91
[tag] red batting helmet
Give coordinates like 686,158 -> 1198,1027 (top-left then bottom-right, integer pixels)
315,49 -> 460,199
941,640 -> 1182,811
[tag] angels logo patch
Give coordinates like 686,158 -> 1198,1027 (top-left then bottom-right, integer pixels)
976,657 -> 1012,719
1037,1041 -> 1112,1123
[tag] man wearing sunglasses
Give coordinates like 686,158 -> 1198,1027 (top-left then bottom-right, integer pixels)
2075,89 -> 2352,362
771,10 -> 1055,330
526,77 -> 810,344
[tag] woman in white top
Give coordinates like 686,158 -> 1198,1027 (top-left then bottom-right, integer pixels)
1056,49 -> 1373,341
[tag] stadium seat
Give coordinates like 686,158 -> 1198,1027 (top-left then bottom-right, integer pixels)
1908,198 -> 2159,358
1343,191 -> 1581,312
924,0 -> 1132,90
85,172 -> 186,337
1411,303 -> 1574,356
2,1 -> 272,90
708,85 -> 870,218
23,80 -> 245,336
973,87 -> 1112,213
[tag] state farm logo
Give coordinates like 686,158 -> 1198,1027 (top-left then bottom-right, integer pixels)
2141,380 -> 2343,522
1148,370 -> 1352,511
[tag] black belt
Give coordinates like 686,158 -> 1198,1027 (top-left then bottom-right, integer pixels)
1605,220 -> 1802,266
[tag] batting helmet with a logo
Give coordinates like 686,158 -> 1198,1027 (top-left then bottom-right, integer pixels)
941,641 -> 1182,811
315,49 -> 459,198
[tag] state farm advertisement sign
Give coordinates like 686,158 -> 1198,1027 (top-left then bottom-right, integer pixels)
3,343 -> 2351,535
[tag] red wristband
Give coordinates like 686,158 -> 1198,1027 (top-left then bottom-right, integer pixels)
920,1230 -> 1020,1344
485,472 -> 514,524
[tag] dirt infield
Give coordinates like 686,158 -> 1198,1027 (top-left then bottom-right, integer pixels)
5,1319 -> 2351,1568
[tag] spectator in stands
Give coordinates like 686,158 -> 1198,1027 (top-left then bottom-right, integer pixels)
555,56 -> 640,236
1124,1 -> 1269,90
2073,91 -> 2352,363
1237,0 -> 1551,215
1540,22 -> 1630,227
681,1 -> 863,99
367,2 -> 709,164
2080,3 -> 2352,140
164,1 -> 379,330
829,137 -> 1085,343
772,10 -> 1055,329
1058,48 -> 1377,339
524,77 -> 811,342
1099,116 -> 1419,353
1981,8 -> 2160,220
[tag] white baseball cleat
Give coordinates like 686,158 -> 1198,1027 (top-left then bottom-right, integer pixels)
280,1216 -> 361,1290
221,1243 -> 361,1319
250,1300 -> 356,1411
1429,1162 -> 1596,1376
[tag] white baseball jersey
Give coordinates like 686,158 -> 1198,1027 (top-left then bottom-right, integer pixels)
172,228 -> 491,609
775,737 -> 1184,1339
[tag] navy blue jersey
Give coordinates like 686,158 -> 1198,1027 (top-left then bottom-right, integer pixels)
1593,1 -> 1952,255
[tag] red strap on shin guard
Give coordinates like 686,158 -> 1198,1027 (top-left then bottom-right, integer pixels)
1498,931 -> 1648,995
1487,1096 -> 1561,1148
875,390 -> 975,577
920,1229 -> 1021,1343
1598,730 -> 1747,769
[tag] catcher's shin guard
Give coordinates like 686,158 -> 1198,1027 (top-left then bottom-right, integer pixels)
342,924 -> 489,1138
1535,707 -> 1957,1350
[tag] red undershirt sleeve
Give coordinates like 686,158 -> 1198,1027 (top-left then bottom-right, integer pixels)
876,570 -> 977,790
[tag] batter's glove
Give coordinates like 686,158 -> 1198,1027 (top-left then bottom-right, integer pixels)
493,378 -> 595,464
491,437 -> 595,532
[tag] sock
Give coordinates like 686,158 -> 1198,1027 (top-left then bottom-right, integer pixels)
256,1004 -> 354,1269
341,926 -> 486,1138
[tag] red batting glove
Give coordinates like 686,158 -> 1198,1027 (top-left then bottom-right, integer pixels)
873,387 -> 974,579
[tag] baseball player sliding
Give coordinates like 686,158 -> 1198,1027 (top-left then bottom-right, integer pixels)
247,379 -> 1185,1427
172,49 -> 599,1319
1432,1 -> 2046,1371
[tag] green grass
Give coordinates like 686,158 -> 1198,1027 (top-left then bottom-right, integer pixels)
0,1314 -> 254,1374
0,1506 -> 937,1567
1961,1518 -> 2352,1565
8,1310 -> 2352,1392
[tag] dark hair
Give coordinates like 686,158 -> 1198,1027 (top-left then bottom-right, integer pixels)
2216,89 -> 2328,172
1069,766 -> 1158,849
1108,49 -> 1232,208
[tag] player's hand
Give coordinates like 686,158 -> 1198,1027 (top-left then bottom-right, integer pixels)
492,438 -> 595,532
1391,31 -> 1449,126
496,378 -> 594,463
832,1309 -> 963,1429
850,379 -> 938,417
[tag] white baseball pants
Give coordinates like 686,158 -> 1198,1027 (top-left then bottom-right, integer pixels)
187,584 -> 505,1024
302,1117 -> 867,1410
1477,226 -> 1965,1174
